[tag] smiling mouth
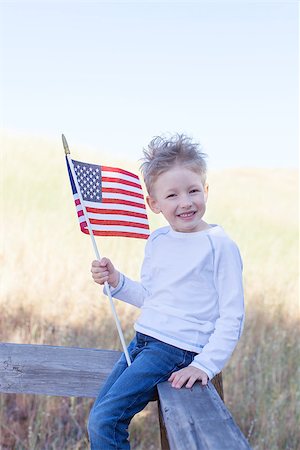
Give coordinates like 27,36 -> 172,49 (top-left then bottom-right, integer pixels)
177,211 -> 196,218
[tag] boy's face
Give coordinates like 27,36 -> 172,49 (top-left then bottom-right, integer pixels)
147,166 -> 209,233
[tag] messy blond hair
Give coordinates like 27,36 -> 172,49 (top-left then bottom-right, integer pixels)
140,134 -> 207,194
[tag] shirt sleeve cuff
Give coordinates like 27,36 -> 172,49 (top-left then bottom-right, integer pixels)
103,273 -> 125,297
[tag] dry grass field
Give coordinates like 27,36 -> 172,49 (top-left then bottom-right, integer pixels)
0,133 -> 299,449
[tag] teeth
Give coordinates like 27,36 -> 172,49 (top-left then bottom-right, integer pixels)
179,212 -> 194,217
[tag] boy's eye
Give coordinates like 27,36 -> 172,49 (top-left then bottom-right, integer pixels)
166,193 -> 176,198
190,189 -> 200,193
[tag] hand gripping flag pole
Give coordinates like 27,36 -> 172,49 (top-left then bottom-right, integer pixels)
62,134 -> 132,366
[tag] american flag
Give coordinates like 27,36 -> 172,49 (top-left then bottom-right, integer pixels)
66,157 -> 150,239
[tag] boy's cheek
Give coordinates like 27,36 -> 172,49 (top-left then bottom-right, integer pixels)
146,195 -> 160,214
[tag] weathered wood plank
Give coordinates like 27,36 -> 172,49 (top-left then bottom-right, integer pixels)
1,343 -> 251,449
158,399 -> 171,450
0,342 -> 121,397
157,381 -> 251,450
0,343 -> 223,400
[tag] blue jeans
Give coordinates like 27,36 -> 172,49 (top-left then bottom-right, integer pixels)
88,332 -> 197,449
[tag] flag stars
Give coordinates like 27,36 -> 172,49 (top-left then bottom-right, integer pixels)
72,160 -> 102,203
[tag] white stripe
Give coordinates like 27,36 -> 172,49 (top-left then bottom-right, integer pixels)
102,170 -> 142,185
74,191 -> 145,205
75,201 -> 146,215
102,192 -> 145,204
102,181 -> 143,195
90,203 -> 145,214
85,213 -> 148,225
78,215 -> 149,227
81,223 -> 150,235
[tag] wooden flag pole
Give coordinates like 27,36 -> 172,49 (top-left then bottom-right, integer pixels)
62,134 -> 131,366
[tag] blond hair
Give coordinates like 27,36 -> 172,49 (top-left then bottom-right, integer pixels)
140,134 -> 207,194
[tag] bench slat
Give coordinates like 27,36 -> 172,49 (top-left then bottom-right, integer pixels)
157,382 -> 251,450
0,342 -> 120,397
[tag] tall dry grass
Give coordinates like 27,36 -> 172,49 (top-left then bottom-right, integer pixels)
0,132 -> 299,449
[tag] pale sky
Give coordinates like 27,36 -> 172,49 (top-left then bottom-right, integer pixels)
0,0 -> 298,168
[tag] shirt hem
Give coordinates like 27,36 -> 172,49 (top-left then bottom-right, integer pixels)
134,323 -> 205,354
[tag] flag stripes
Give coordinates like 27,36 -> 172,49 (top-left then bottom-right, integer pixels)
86,214 -> 148,225
80,226 -> 148,239
67,158 -> 150,239
102,187 -> 144,199
101,166 -> 140,180
86,208 -> 148,219
75,198 -> 146,213
102,177 -> 141,189
81,218 -> 149,229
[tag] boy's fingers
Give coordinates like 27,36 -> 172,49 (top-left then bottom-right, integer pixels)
168,368 -> 208,389
171,373 -> 189,389
91,257 -> 109,267
201,376 -> 208,386
168,373 -> 175,382
92,260 -> 101,267
93,271 -> 108,278
185,375 -> 198,388
174,377 -> 188,389
100,257 -> 109,267
168,369 -> 184,383
91,267 -> 105,275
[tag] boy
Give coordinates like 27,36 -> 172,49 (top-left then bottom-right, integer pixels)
88,134 -> 244,450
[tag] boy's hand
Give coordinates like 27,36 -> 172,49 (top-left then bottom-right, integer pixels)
168,366 -> 208,389
91,258 -> 119,288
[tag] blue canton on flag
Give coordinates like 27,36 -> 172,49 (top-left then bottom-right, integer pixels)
73,161 -> 103,203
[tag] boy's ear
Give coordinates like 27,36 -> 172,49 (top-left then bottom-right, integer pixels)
204,183 -> 209,203
146,195 -> 160,214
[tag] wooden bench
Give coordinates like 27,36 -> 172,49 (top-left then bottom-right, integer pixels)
0,342 -> 251,449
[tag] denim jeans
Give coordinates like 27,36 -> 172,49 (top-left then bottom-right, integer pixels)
88,332 -> 197,450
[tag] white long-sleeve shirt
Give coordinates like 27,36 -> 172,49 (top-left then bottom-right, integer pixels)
107,224 -> 244,379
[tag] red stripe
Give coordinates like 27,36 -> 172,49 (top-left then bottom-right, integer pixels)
102,176 -> 141,190
86,207 -> 148,219
80,226 -> 149,239
102,187 -> 144,199
101,166 -> 139,180
89,219 -> 149,229
80,221 -> 88,230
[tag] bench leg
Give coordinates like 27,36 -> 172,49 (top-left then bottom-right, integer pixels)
158,399 -> 170,450
212,372 -> 224,401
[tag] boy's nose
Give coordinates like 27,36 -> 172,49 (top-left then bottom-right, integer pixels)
179,195 -> 192,208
